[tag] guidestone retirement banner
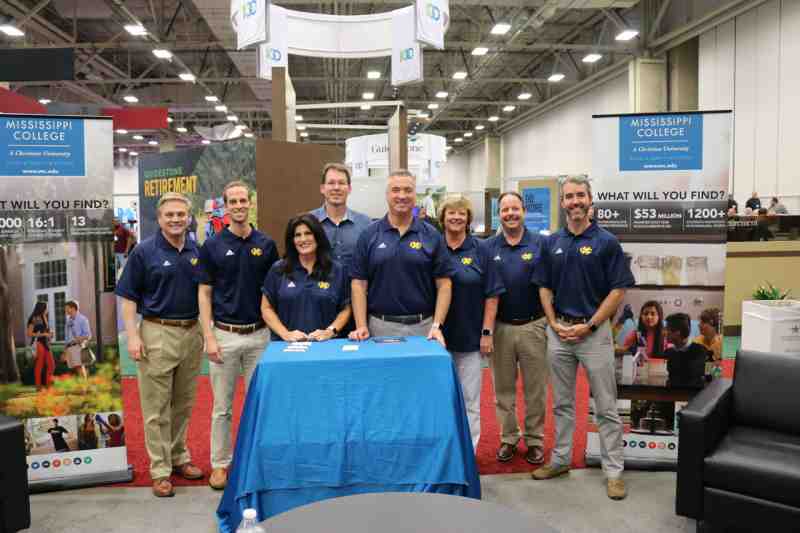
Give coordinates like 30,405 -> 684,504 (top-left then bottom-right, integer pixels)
588,111 -> 732,468
0,114 -> 130,489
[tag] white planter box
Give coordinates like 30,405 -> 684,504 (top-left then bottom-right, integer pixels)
741,300 -> 800,354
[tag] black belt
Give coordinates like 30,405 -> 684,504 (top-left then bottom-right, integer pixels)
371,313 -> 432,325
215,321 -> 266,335
143,317 -> 198,329
556,313 -> 591,325
499,311 -> 544,326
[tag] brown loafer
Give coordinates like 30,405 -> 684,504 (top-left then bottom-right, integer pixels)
496,442 -> 517,462
209,467 -> 228,490
172,462 -> 204,480
525,445 -> 544,465
152,478 -> 175,498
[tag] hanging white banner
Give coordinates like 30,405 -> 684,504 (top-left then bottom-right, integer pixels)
415,0 -> 449,50
257,5 -> 288,80
231,0 -> 270,50
392,6 -> 423,86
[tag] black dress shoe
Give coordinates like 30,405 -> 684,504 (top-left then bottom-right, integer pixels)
496,442 -> 517,462
525,445 -> 544,465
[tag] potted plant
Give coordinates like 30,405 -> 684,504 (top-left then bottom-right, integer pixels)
741,282 -> 800,354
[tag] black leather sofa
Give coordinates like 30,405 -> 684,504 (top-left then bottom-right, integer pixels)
676,350 -> 800,532
0,415 -> 30,532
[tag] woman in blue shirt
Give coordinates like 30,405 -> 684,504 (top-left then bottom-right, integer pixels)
261,214 -> 351,342
439,196 -> 504,451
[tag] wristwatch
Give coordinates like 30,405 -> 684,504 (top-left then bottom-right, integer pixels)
481,328 -> 493,336
326,326 -> 338,335
588,321 -> 598,332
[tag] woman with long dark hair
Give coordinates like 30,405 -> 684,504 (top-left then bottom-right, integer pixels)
27,301 -> 54,387
261,214 -> 351,342
615,300 -> 668,358
78,413 -> 98,450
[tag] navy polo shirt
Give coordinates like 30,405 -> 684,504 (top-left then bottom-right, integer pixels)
115,231 -> 201,320
195,226 -> 279,325
351,216 -> 454,316
532,222 -> 635,318
486,229 -> 546,322
262,260 -> 350,338
442,235 -> 505,353
310,206 -> 372,268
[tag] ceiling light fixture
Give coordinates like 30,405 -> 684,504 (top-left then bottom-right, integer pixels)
226,115 -> 238,122
300,132 -> 309,138
503,105 -> 516,112
118,147 -> 128,153
176,126 -> 188,133
132,134 -> 144,140
471,46 -> 489,56
417,112 -> 429,119
455,138 -> 463,143
152,49 -> 172,59
167,116 -> 173,123
244,133 -> 254,138
123,95 -> 139,103
0,25 -> 24,37
124,24 -> 147,36
490,23 -> 511,35
297,124 -> 307,130
582,53 -> 602,63
615,29 -> 639,41
367,70 -> 381,79
452,71 -> 468,80
517,92 -> 532,100
548,73 -> 565,82
148,140 -> 158,146
38,98 -> 52,105
464,132 -> 473,138
475,124 -> 485,130
295,115 -> 303,121
427,103 -> 439,110
488,116 -> 499,122
205,95 -> 219,102
201,139 -> 211,145
129,151 -> 139,156
215,105 -> 228,112
179,72 -> 196,82
436,91 -> 448,98
362,92 -> 375,100
115,129 -> 128,134
360,104 -> 371,110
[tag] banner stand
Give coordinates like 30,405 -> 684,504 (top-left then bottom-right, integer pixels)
29,465 -> 133,493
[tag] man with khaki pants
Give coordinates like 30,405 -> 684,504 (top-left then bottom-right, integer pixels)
197,180 -> 278,490
116,192 -> 205,497
485,191 -> 548,465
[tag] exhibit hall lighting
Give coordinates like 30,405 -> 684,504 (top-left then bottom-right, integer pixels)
115,129 -> 128,134
226,115 -> 239,122
360,104 -> 371,110
297,124 -> 307,130
417,112 -> 429,119
548,73 -> 565,82
215,105 -> 228,112
124,24 -> 147,36
452,71 -> 468,80
0,24 -> 24,37
464,132 -> 473,138
454,137 -> 463,143
152,49 -> 173,59
471,46 -> 489,56
517,92 -> 532,100
436,91 -> 448,98
202,139 -> 211,144
129,151 -> 139,156
244,133 -> 254,138
167,116 -> 173,123
39,98 -> 52,105
616,29 -> 639,41
490,23 -> 511,35
176,126 -> 188,133
179,72 -> 196,82
118,147 -> 128,153
148,140 -> 158,146
295,115 -> 303,121
367,71 -> 381,79
132,135 -> 144,140
300,132 -> 309,137
475,124 -> 485,130
488,116 -> 499,122
503,105 -> 516,112
123,95 -> 139,103
583,53 -> 602,63
362,92 -> 375,100
205,95 -> 219,102
427,103 -> 439,110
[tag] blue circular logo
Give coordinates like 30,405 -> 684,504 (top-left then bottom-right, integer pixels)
73,458 -> 82,465
31,462 -> 40,469
638,441 -> 646,448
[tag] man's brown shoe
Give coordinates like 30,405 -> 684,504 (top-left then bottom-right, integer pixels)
209,468 -> 227,490
525,445 -> 544,465
172,463 -> 204,480
607,478 -> 627,500
152,478 -> 175,498
496,442 -> 517,462
531,464 -> 570,480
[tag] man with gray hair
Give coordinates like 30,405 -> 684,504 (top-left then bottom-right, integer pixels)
531,175 -> 635,500
116,191 -> 205,498
349,169 -> 453,344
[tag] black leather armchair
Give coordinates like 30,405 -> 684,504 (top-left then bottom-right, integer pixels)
676,350 -> 800,532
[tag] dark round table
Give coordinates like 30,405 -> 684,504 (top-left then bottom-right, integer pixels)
261,492 -> 558,532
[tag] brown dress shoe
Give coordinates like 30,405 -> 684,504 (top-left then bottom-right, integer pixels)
172,463 -> 204,480
525,445 -> 544,465
496,442 -> 517,462
209,467 -> 227,490
152,478 -> 175,498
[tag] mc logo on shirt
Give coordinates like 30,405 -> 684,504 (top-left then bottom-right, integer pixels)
409,241 -> 423,250
580,246 -> 593,255
461,257 -> 473,265
318,281 -> 330,290
521,252 -> 533,261
250,247 -> 263,256
190,257 -> 198,266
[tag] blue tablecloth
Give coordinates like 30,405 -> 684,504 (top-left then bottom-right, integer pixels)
216,337 -> 481,532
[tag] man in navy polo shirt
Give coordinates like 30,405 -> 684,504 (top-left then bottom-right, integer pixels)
485,191 -> 548,465
310,163 -> 372,268
196,180 -> 279,490
349,169 -> 453,344
531,176 -> 635,501
116,192 -> 205,498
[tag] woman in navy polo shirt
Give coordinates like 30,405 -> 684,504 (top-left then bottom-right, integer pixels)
439,196 -> 504,451
261,214 -> 351,342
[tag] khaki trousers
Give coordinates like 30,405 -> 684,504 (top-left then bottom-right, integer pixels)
491,317 -> 548,447
137,320 -> 203,480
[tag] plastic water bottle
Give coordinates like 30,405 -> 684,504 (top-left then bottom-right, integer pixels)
236,509 -> 266,533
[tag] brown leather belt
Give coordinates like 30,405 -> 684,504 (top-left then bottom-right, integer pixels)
143,316 -> 198,329
371,313 -> 432,325
556,313 -> 590,325
215,321 -> 266,335
499,312 -> 544,326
